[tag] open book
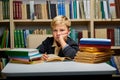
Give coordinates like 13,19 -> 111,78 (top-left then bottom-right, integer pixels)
46,54 -> 72,62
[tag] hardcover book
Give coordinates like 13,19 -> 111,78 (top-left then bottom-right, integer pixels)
5,48 -> 39,56
5,48 -> 42,64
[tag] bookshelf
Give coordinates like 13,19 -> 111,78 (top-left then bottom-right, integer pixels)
0,0 -> 120,78
6,0 -> 120,49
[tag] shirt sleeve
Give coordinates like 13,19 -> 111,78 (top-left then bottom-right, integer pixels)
62,44 -> 69,50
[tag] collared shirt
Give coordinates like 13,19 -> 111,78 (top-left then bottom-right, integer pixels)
52,40 -> 61,56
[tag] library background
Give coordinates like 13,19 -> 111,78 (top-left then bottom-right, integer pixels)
0,0 -> 120,79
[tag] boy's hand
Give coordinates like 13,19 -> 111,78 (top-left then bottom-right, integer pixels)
58,32 -> 68,41
41,53 -> 48,61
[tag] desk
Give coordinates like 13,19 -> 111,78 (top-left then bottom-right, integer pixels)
1,61 -> 116,79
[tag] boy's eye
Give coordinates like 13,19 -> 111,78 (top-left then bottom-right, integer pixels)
53,29 -> 65,32
60,29 -> 65,31
53,30 -> 57,32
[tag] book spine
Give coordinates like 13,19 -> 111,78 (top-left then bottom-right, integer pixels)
29,0 -> 35,20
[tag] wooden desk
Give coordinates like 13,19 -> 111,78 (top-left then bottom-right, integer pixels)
1,61 -> 116,79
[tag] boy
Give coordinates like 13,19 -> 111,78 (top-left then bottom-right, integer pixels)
37,15 -> 79,60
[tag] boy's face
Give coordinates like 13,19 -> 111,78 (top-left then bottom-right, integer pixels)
52,24 -> 70,42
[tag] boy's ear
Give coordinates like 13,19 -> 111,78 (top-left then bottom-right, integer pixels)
68,28 -> 71,35
68,31 -> 70,34
68,30 -> 70,36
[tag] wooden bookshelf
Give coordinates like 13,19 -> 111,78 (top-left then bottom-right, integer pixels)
0,0 -> 120,78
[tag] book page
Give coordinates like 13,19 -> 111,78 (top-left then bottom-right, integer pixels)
46,54 -> 71,62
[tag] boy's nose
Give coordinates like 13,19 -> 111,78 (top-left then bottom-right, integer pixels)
57,31 -> 60,34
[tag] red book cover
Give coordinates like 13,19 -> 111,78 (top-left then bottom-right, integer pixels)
78,31 -> 82,44
13,1 -> 22,19
16,1 -> 19,19
13,1 -> 16,19
107,28 -> 115,46
79,44 -> 111,49
18,1 -> 22,19
114,0 -> 120,18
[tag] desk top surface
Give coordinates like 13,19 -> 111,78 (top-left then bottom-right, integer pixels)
1,61 -> 116,77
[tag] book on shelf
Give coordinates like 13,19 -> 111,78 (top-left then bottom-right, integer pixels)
57,0 -> 65,16
14,29 -> 52,48
29,0 -> 34,20
0,28 -> 10,48
1,30 -> 7,48
95,27 -> 120,46
2,0 -> 10,19
10,0 -> 93,20
108,0 -> 116,19
13,1 -> 22,19
0,0 -> 3,20
115,0 -> 120,18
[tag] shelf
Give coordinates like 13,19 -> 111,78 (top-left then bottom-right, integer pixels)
13,19 -> 52,22
13,19 -> 90,22
111,46 -> 120,49
0,48 -> 11,51
94,21 -> 120,25
0,20 -> 10,23
94,19 -> 120,21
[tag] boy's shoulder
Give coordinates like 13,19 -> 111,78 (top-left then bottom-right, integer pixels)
67,37 -> 76,42
67,37 -> 79,45
44,36 -> 54,43
46,36 -> 54,40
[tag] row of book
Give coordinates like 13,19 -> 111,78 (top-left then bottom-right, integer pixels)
1,0 -> 119,20
94,0 -> 120,19
71,26 -> 120,46
76,26 -> 120,46
14,29 -> 52,48
11,0 -> 91,19
94,27 -> 120,46
0,0 -> 9,20
0,28 -> 10,48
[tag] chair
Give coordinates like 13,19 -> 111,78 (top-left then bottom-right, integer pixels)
27,34 -> 52,48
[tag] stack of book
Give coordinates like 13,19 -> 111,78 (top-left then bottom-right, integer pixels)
5,48 -> 42,64
74,38 -> 113,63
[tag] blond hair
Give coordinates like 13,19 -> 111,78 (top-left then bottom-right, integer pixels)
51,15 -> 71,29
